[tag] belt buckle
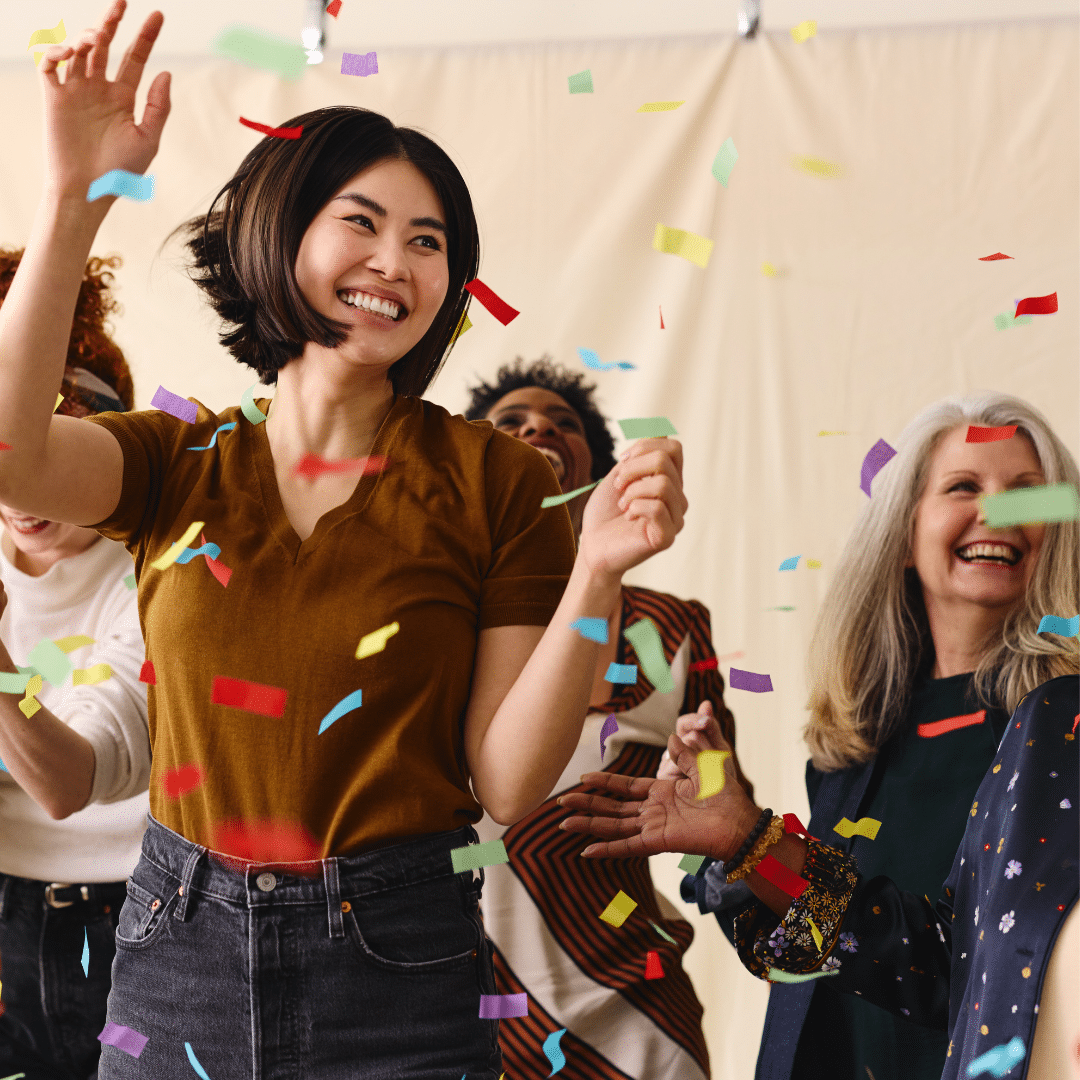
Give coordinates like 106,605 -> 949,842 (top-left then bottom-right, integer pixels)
45,883 -> 88,908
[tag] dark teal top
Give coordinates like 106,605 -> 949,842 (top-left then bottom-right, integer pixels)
792,672 -> 1009,1080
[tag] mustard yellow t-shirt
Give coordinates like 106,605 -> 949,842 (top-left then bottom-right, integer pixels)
87,395 -> 575,859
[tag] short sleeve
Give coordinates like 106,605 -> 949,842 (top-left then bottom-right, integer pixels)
477,431 -> 576,629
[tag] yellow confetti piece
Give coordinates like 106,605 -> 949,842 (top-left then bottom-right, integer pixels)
761,262 -> 779,277
653,224 -> 714,269
150,521 -> 205,571
791,20 -> 817,44
696,749 -> 731,800
355,621 -> 400,660
53,393 -> 64,413
817,430 -> 848,436
807,916 -> 824,952
599,890 -> 638,928
19,673 -> 42,718
637,100 -> 685,112
793,155 -> 842,178
72,663 -> 112,686
806,559 -> 822,569
451,312 -> 472,343
53,635 -> 95,654
28,19 -> 66,51
833,816 -> 881,840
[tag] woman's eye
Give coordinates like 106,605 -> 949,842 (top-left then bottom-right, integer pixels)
558,419 -> 582,431
412,235 -> 442,252
948,481 -> 979,493
346,215 -> 374,232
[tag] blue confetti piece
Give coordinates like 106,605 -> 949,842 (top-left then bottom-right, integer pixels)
173,543 -> 222,565
778,555 -> 801,571
187,423 -> 237,451
570,617 -> 608,643
87,169 -> 154,203
81,929 -> 89,977
318,688 -> 364,734
966,1036 -> 1025,1077
0,759 -> 6,772
605,662 -> 637,684
185,1042 -> 213,1080
577,348 -> 635,372
1037,613 -> 1079,637
542,1028 -> 567,1076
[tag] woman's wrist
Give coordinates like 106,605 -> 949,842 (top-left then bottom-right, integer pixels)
566,554 -> 622,612
713,800 -> 768,863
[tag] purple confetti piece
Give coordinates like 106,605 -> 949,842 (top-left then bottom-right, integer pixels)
728,667 -> 774,693
97,1022 -> 149,1058
859,438 -> 896,497
151,385 -> 198,424
479,992 -> 528,1019
599,713 -> 619,761
341,51 -> 378,77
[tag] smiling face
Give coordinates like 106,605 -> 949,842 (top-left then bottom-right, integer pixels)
0,505 -> 100,577
293,157 -> 450,374
910,424 -> 1046,622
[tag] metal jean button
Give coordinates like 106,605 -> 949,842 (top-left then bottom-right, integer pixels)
256,872 -> 277,892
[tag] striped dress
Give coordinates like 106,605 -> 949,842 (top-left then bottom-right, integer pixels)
475,585 -> 746,1079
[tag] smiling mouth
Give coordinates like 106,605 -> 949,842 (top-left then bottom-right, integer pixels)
534,445 -> 566,481
337,290 -> 406,322
6,517 -> 51,536
955,541 -> 1021,566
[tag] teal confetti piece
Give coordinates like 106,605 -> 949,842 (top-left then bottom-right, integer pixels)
623,618 -> 674,693
605,662 -> 637,684
981,483 -> 1079,528
648,919 -> 678,944
570,617 -> 608,643
317,688 -> 363,734
185,1042 -> 213,1080
81,929 -> 89,976
0,672 -> 31,695
174,543 -> 221,565
212,25 -> 308,80
541,481 -> 598,508
240,385 -> 268,425
966,1036 -> 1025,1077
122,573 -> 136,590
1037,613 -> 1079,637
28,638 -> 71,686
711,136 -> 738,187
678,853 -> 706,875
778,555 -> 801,571
542,1028 -> 567,1076
568,69 -> 593,94
187,423 -> 236,451
617,417 -> 677,439
450,838 -> 509,874
767,966 -> 840,983
87,170 -> 154,203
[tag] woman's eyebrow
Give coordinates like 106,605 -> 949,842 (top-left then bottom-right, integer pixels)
332,193 -> 446,234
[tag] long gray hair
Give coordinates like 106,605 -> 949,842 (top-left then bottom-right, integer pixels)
805,391 -> 1079,772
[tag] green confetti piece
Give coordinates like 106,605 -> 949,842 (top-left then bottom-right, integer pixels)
623,618 -> 675,693
541,481 -> 598,508
617,417 -> 678,439
28,638 -> 71,687
212,25 -> 309,81
767,966 -> 840,983
0,672 -> 31,695
712,137 -> 738,187
568,69 -> 593,94
678,853 -> 706,875
994,311 -> 1033,330
240,385 -> 268,425
122,574 -> 136,590
450,839 -> 509,874
652,223 -> 714,268
981,483 -> 1079,528
649,919 -> 678,944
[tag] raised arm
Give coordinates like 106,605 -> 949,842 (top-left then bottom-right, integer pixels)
0,1 -> 170,526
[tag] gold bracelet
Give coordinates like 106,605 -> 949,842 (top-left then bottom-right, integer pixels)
726,816 -> 784,882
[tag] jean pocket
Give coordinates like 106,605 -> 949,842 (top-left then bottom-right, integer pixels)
344,874 -> 481,974
114,876 -> 176,950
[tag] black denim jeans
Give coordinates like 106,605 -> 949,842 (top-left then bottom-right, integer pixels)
0,872 -> 126,1079
101,815 -> 501,1079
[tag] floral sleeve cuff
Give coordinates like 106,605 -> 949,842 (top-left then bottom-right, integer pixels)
734,840 -> 859,981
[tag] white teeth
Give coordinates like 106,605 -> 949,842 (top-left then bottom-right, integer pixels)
536,446 -> 566,478
339,291 -> 401,320
958,542 -> 1019,564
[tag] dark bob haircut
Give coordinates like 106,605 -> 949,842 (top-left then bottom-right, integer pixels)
463,357 -> 617,481
176,106 -> 480,396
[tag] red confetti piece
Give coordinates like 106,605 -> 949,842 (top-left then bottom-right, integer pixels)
138,660 -> 156,684
917,710 -> 985,739
0,442 -> 10,451
162,763 -> 204,799
755,853 -> 809,898
208,819 -> 321,875
644,950 -> 665,979
211,676 -> 288,718
201,532 -> 232,588
659,305 -> 665,329
1015,292 -> 1058,317
688,657 -> 718,672
463,279 -> 519,325
978,252 -> 1013,261
782,813 -> 818,840
326,0 -> 343,14
293,453 -> 390,481
1072,713 -> 1079,733
965,425 -> 1017,444
238,117 -> 303,140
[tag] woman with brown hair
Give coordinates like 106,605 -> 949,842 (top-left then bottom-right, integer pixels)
0,3 -> 686,1076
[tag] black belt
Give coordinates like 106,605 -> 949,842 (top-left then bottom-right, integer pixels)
43,880 -> 128,909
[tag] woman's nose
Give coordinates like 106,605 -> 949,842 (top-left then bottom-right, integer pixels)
521,412 -> 556,438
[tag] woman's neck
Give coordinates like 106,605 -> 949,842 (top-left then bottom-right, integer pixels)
924,594 -> 1007,679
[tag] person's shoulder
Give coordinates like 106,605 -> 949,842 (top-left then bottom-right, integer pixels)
85,398 -> 230,445
1020,674 -> 1079,716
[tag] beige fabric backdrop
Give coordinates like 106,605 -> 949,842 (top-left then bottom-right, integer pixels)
0,19 -> 1076,1077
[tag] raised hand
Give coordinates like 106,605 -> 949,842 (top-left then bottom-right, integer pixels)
657,699 -> 725,780
576,437 -> 687,580
38,1 -> 171,199
558,729 -> 760,862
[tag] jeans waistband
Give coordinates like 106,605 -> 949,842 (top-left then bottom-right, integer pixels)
139,814 -> 480,912
0,873 -> 128,918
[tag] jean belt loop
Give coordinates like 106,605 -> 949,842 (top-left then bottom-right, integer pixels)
173,844 -> 206,922
0,874 -> 11,920
324,858 -> 344,939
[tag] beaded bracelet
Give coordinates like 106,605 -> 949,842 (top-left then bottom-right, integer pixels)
720,807 -> 772,878
726,815 -> 785,882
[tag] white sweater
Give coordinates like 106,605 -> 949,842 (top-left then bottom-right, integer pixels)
0,534 -> 150,882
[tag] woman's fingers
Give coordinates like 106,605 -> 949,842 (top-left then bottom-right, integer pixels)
86,0 -> 126,79
138,70 -> 171,143
619,437 -> 683,481
576,770 -> 655,799
39,45 -> 74,81
560,814 -> 643,840
114,10 -> 165,94
64,31 -> 99,81
557,791 -> 641,817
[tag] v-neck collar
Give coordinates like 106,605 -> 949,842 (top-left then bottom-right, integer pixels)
248,394 -> 410,562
